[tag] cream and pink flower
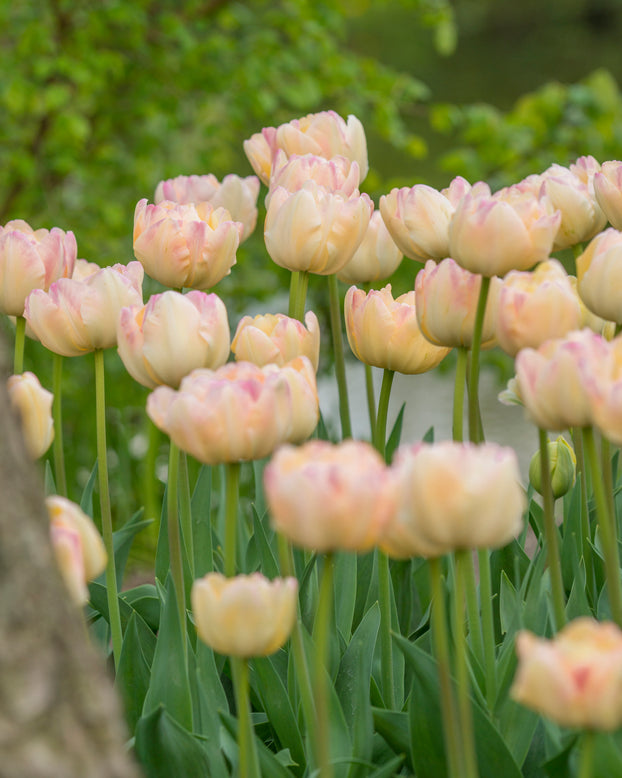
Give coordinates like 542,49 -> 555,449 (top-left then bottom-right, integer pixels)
337,210 -> 403,285
576,228 -> 622,324
232,311 -> 320,371
7,371 -> 54,459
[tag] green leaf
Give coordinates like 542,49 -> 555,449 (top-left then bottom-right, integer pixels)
120,583 -> 160,631
372,709 -> 410,768
250,505 -> 280,580
191,464 -> 213,578
79,459 -> 98,518
112,508 -> 151,588
135,706 -> 210,778
116,612 -> 155,733
385,402 -> 405,463
220,710 -> 296,777
334,551 -> 357,641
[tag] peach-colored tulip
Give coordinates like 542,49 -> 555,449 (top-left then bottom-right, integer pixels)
515,329 -> 609,430
117,290 -> 230,389
511,618 -> 622,730
267,153 -> 360,208
147,360 -> 318,464
277,356 -> 320,444
381,442 -> 525,558
569,276 -> 616,338
47,495 -> 107,606
232,310 -> 320,371
192,573 -> 298,657
154,174 -> 260,242
24,262 -> 144,356
496,259 -> 582,357
71,258 -> 101,281
0,219 -> 76,316
264,182 -> 372,275
449,186 -> 561,277
7,372 -> 54,459
337,210 -> 403,284
244,110 -> 368,185
594,160 -> 622,230
576,228 -> 622,323
415,258 -> 501,349
133,199 -> 240,289
264,440 -> 396,552
589,336 -> 622,445
345,284 -> 450,374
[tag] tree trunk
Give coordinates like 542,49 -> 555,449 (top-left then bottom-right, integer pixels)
0,333 -> 141,778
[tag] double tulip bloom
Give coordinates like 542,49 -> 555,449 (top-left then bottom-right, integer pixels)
266,153 -> 360,207
337,210 -> 403,285
7,371 -> 54,459
232,311 -> 320,371
594,160 -> 622,230
576,228 -> 622,323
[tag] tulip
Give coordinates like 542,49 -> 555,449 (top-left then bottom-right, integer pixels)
594,160 -> 622,230
576,228 -> 622,323
496,259 -> 582,357
265,182 -> 372,275
511,618 -> 622,730
154,173 -> 260,242
415,258 -> 501,349
264,440 -> 396,552
244,110 -> 368,185
337,210 -> 403,285
147,359 -> 318,464
117,290 -> 230,389
449,186 -> 561,277
345,284 -> 450,374
192,572 -> 297,657
24,262 -> 144,356
133,199 -> 241,289
267,153 -> 360,207
569,276 -> 617,338
7,371 -> 54,459
588,336 -> 622,446
232,310 -> 320,371
47,495 -> 107,606
381,441 -> 525,558
277,357 -> 320,443
528,436 -> 576,500
71,258 -> 101,281
0,219 -> 76,316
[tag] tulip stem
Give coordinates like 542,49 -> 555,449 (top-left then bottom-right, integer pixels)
328,273 -> 351,439
289,270 -> 309,323
539,428 -> 567,631
601,437 -> 617,536
224,462 -> 241,577
478,547 -> 497,711
577,730 -> 595,778
573,428 -> 595,601
453,347 -> 468,443
468,276 -> 490,445
94,349 -> 122,670
377,549 -> 395,710
52,353 -> 67,497
428,557 -> 462,778
314,552 -> 335,778
288,271 -> 300,318
462,552 -> 484,675
583,427 -> 622,627
232,657 -> 261,778
167,440 -> 187,647
373,368 -> 394,461
365,364 -> 376,439
13,315 -> 26,374
179,451 -> 194,580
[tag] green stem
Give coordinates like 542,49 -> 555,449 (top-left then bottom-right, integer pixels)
453,550 -> 479,778
52,353 -> 67,497
143,418 -> 160,524
577,730 -> 595,778
478,547 -> 497,711
377,550 -> 395,709
373,368 -> 394,461
583,427 -> 622,626
288,270 -> 300,318
167,440 -> 187,645
573,428 -> 594,600
539,428 -> 567,630
94,349 -> 122,670
467,276 -> 490,444
232,657 -> 261,778
328,274 -> 351,439
289,270 -> 310,323
428,557 -> 462,778
453,347 -> 468,443
315,553 -> 335,778
179,451 -> 194,580
601,436 -> 617,535
462,552 -> 484,673
224,462 -> 241,577
13,315 -> 26,374
364,363 -> 376,439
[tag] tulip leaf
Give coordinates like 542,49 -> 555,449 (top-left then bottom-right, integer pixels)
219,710 -> 296,777
249,505 -> 280,580
111,508 -> 151,588
565,559 -> 591,621
385,402 -> 405,463
372,708 -> 411,768
120,583 -> 160,631
44,459 -> 55,496
155,484 -> 170,583
134,706 -> 210,778
368,754 -> 406,777
191,464 -> 213,578
116,611 -> 155,733
334,551 -> 357,641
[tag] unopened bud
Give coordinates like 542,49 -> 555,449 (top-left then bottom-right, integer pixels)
529,436 -> 576,499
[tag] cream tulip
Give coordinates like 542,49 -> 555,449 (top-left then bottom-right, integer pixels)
594,160 -> 622,230
337,210 -> 403,285
576,228 -> 622,323
7,371 -> 54,459
232,311 -> 320,371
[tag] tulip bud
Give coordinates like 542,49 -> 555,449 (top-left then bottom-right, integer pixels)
7,372 -> 54,459
528,436 -> 576,499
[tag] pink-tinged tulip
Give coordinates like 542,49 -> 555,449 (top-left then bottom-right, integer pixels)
7,371 -> 54,459
570,155 -> 602,190
337,210 -> 403,284
232,310 -> 320,371
154,173 -> 260,242
264,182 -> 372,275
71,258 -> 100,281
576,228 -> 622,323
264,440 -> 396,553
511,618 -> 622,730
278,356 -> 320,443
147,360 -> 318,464
244,110 -> 368,185
441,176 -> 491,206
267,153 -> 360,207
345,284 -> 450,374
496,259 -> 582,357
569,276 -> 616,339
117,290 -> 230,389
133,199 -> 240,289
589,336 -> 622,446
192,573 -> 297,657
0,219 -> 76,316
24,262 -> 144,356
415,258 -> 501,349
382,442 -> 525,558
47,495 -> 107,606
594,160 -> 622,230
515,329 -> 610,431
449,186 -> 561,277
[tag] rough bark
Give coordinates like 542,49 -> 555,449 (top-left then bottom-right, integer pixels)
0,334 -> 141,778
